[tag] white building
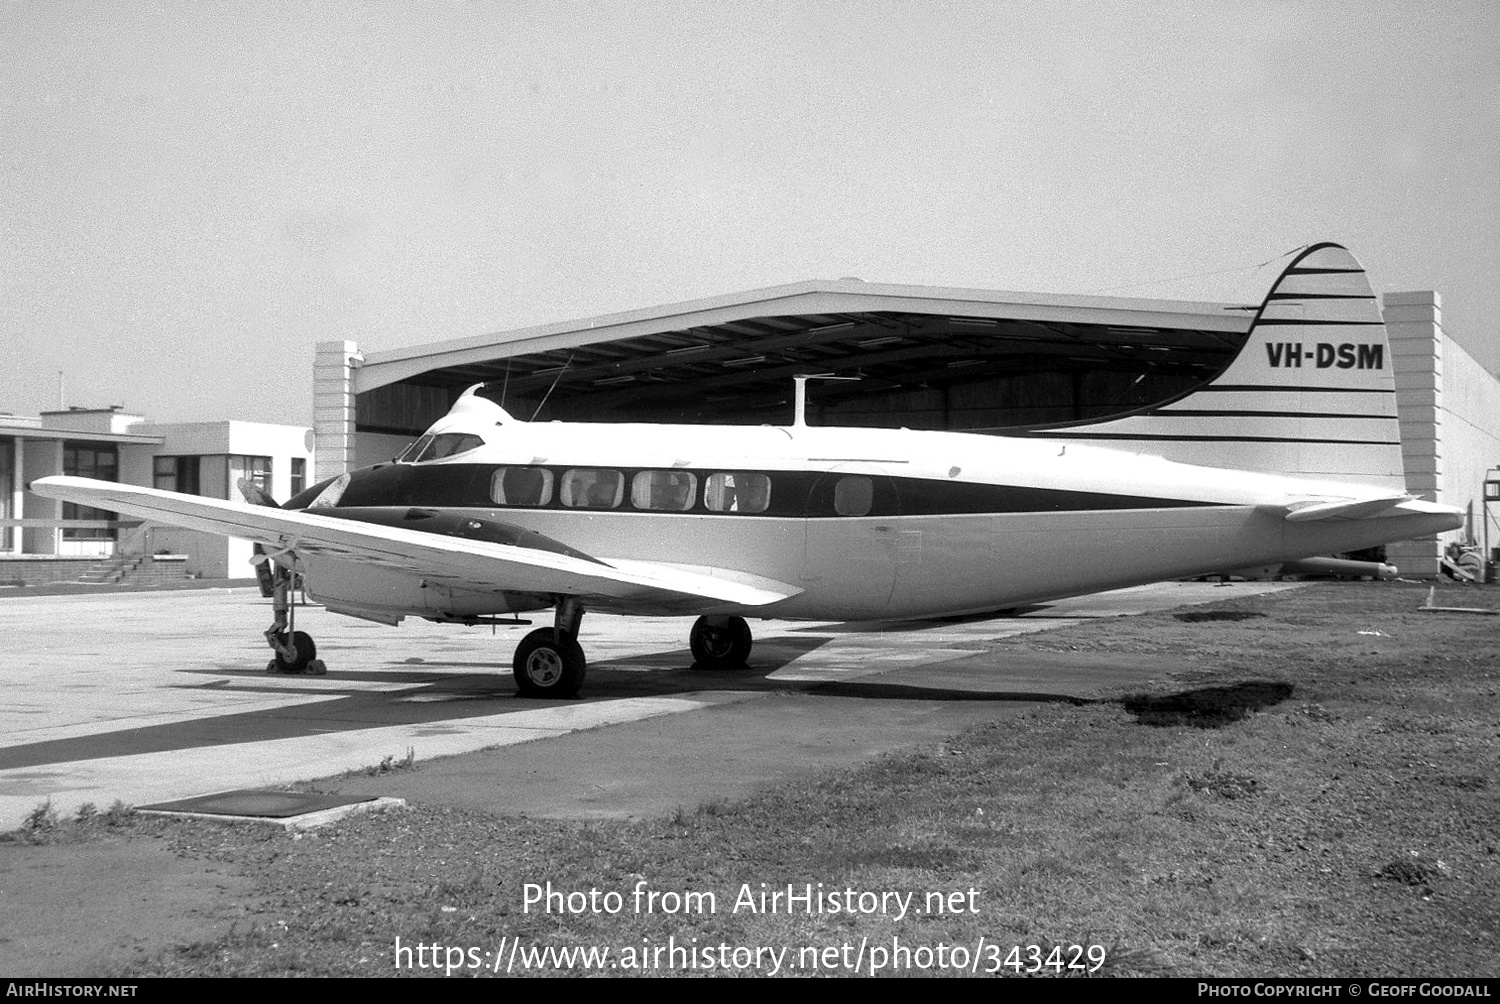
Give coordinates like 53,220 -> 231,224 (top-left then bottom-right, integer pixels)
1384,293 -> 1500,576
1,407 -> 313,583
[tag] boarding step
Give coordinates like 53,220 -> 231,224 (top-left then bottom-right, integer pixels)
75,556 -> 141,584
74,555 -> 191,587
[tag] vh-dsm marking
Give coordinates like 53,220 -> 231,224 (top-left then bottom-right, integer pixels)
1265,342 -> 1385,369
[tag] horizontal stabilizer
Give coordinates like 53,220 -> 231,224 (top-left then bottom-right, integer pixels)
1283,494 -> 1409,522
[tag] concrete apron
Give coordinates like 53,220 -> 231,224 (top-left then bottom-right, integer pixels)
0,581 -> 1297,829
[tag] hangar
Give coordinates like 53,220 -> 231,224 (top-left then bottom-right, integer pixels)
313,277 -> 1499,580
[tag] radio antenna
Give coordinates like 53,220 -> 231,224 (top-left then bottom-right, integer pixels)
530,354 -> 573,421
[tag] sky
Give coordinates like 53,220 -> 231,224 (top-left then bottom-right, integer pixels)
3,2 -> 1497,427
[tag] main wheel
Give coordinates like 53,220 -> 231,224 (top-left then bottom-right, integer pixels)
689,616 -> 753,670
272,630 -> 316,675
513,628 -> 587,698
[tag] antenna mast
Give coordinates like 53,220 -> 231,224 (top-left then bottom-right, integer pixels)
791,373 -> 860,427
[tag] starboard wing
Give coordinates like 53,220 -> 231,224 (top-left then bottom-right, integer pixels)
29,476 -> 801,608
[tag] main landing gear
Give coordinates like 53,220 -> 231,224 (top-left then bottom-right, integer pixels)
513,596 -> 586,699
689,615 -> 753,671
510,604 -> 757,698
263,563 -> 326,676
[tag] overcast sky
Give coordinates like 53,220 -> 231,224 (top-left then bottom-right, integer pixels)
3,2 -> 1496,427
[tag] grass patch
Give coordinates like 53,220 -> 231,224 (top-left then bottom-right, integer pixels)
2,799 -> 134,845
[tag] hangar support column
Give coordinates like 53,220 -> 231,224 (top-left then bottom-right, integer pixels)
313,340 -> 363,483
1383,292 -> 1443,578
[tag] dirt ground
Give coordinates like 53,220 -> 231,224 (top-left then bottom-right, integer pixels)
0,828 -> 258,974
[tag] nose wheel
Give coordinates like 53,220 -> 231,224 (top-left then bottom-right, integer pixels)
263,562 -> 326,675
267,630 -> 322,675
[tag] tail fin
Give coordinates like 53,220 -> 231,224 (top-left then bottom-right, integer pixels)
1045,243 -> 1404,490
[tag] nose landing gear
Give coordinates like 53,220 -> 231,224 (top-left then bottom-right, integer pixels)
263,563 -> 326,676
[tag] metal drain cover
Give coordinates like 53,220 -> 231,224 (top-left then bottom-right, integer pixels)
137,788 -> 402,828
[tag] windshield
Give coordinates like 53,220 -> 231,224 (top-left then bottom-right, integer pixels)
397,432 -> 486,463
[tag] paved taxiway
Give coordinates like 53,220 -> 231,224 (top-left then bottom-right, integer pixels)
0,581 -> 1296,830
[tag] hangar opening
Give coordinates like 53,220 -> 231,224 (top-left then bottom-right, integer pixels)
334,279 -> 1254,467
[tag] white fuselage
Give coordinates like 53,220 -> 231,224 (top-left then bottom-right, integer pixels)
297,401 -> 1460,622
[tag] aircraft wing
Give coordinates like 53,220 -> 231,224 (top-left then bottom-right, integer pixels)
29,476 -> 801,608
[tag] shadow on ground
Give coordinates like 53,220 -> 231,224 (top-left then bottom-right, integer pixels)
1120,680 -> 1295,728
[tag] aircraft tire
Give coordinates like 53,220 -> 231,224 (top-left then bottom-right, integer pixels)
513,628 -> 587,698
689,615 -> 753,670
272,631 -> 317,675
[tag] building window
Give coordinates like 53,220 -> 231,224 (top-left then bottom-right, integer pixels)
290,458 -> 306,496
230,456 -> 272,495
0,438 -> 12,550
63,442 -> 118,539
154,456 -> 201,495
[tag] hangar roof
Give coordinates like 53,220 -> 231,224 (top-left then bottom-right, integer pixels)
353,279 -> 1258,430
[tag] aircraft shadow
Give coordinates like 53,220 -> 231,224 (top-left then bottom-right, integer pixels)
789,607 -> 1047,634
1119,681 -> 1295,728
800,680 -> 1088,705
13,641 -> 1288,770
5,628 -> 1126,769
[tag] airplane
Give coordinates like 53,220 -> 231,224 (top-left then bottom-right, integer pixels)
32,243 -> 1463,699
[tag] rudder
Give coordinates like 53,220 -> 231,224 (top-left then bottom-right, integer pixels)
1042,243 -> 1405,490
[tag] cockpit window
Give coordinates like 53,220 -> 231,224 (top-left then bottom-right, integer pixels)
398,433 -> 485,463
396,435 -> 431,463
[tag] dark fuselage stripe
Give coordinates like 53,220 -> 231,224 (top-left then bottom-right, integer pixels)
319,463 -> 1220,519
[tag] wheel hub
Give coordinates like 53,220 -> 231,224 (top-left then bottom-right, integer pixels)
525,649 -> 563,687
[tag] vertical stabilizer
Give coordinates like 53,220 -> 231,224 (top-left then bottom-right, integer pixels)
1042,243 -> 1405,490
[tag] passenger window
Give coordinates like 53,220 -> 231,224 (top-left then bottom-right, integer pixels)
631,471 -> 697,512
491,467 -> 553,506
560,469 -> 624,508
833,476 -> 873,516
705,472 -> 771,513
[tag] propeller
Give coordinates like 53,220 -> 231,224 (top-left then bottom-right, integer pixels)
237,478 -> 283,596
237,477 -> 281,509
